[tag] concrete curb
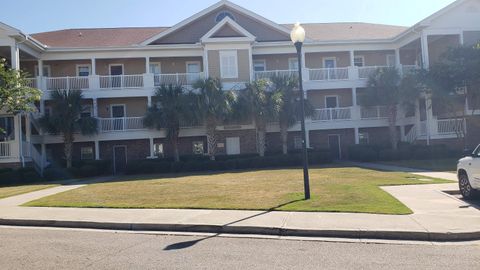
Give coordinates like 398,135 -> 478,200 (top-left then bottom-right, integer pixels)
2,218 -> 479,242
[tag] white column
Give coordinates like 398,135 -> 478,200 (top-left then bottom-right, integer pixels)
420,34 -> 430,69
352,87 -> 357,106
354,127 -> 360,144
305,129 -> 310,149
459,32 -> 464,45
147,96 -> 152,107
395,48 -> 401,67
95,141 -> 100,160
10,45 -> 20,70
349,50 -> 355,67
149,137 -> 155,158
38,60 -> 44,77
40,100 -> 45,115
145,57 -> 150,73
92,98 -> 98,117
425,96 -> 433,146
91,58 -> 96,75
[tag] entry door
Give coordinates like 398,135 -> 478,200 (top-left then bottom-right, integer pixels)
328,135 -> 341,160
111,105 -> 125,130
226,137 -> 241,155
113,146 -> 127,174
186,62 -> 201,84
110,65 -> 123,88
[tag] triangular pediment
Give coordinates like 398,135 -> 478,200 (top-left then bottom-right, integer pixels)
143,0 -> 291,45
200,17 -> 255,43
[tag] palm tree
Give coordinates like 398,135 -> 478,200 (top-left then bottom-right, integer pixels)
39,90 -> 97,168
239,79 -> 282,157
361,67 -> 403,150
193,78 -> 234,160
270,75 -> 314,155
144,84 -> 195,162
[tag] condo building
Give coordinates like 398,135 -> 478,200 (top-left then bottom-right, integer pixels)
0,0 -> 479,172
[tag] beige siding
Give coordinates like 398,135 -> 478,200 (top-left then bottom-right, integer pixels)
208,49 -> 250,82
354,50 -> 395,66
212,25 -> 244,38
307,89 -> 353,109
399,49 -> 420,65
151,7 -> 289,44
253,54 -> 297,70
150,57 -> 203,73
20,61 -> 36,77
96,58 -> 146,75
305,52 -> 350,68
463,31 -> 480,47
43,60 -> 91,77
428,35 -> 460,66
97,97 -> 147,118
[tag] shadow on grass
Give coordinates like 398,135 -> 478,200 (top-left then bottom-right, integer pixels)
163,198 -> 306,251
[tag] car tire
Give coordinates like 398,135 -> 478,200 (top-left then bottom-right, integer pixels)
459,173 -> 478,199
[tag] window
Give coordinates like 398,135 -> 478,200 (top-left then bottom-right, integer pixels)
354,56 -> 365,67
154,143 -> 164,158
293,136 -> 302,150
80,147 -> 94,160
192,141 -> 205,155
0,117 -> 14,141
81,105 -> 92,118
186,62 -> 201,73
215,11 -> 235,22
323,58 -> 336,69
359,132 -> 369,145
219,50 -> 238,79
288,58 -> 299,70
325,96 -> 338,108
253,60 -> 266,72
77,65 -> 91,77
387,55 -> 396,67
149,63 -> 161,74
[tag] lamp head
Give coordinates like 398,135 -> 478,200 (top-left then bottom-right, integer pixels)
290,22 -> 306,44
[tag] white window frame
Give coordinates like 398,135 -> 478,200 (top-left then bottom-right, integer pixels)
186,61 -> 201,73
149,62 -> 162,74
323,57 -> 337,68
80,146 -> 94,160
293,136 -> 302,150
288,58 -> 299,70
358,132 -> 369,145
34,65 -> 51,77
386,54 -> 396,67
253,59 -> 266,72
192,141 -> 205,155
153,143 -> 164,158
109,64 -> 124,75
353,56 -> 365,67
110,104 -> 126,118
76,64 -> 92,77
325,95 -> 339,108
219,50 -> 238,79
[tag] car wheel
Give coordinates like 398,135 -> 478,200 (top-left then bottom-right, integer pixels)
459,173 -> 477,199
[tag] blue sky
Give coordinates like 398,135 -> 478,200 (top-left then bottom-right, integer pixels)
2,0 -> 456,34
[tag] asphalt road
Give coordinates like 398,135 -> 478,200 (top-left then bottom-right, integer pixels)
0,227 -> 479,270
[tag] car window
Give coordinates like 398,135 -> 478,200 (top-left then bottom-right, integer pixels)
474,145 -> 480,157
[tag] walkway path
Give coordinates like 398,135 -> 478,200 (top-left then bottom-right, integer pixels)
349,162 -> 458,181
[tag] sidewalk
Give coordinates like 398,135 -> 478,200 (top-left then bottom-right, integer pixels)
348,162 -> 458,181
1,166 -> 478,242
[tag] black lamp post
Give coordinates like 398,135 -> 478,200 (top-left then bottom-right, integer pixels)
290,23 -> 311,200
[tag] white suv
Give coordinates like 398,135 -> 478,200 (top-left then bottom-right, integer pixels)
457,144 -> 480,199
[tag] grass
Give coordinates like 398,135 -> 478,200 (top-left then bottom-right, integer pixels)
378,158 -> 458,173
24,166 -> 452,215
0,184 -> 57,199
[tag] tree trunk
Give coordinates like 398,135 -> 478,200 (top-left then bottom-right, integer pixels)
63,133 -> 74,169
280,122 -> 288,155
257,129 -> 266,157
206,118 -> 217,161
388,105 -> 398,151
171,130 -> 180,162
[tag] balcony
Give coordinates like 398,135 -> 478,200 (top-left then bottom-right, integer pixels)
360,106 -> 389,119
0,142 -> 13,158
254,70 -> 298,81
154,73 -> 204,86
98,117 -> 145,133
309,68 -> 349,81
312,107 -> 352,121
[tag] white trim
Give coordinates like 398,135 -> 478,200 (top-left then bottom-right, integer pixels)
219,50 -> 238,79
328,134 -> 342,160
110,104 -> 126,118
149,62 -> 162,74
76,64 -> 92,76
253,59 -> 266,71
109,64 -> 124,75
322,57 -> 337,68
185,61 -> 202,73
201,17 -> 256,43
113,145 -> 127,174
325,95 -> 339,108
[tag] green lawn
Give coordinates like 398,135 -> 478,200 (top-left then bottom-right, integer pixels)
378,158 -> 458,173
0,184 -> 57,199
24,166 -> 451,215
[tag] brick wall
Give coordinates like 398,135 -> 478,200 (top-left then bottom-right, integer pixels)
99,139 -> 149,161
309,129 -> 355,159
47,142 -> 96,163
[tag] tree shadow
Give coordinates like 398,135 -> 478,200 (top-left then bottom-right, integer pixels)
163,198 -> 306,251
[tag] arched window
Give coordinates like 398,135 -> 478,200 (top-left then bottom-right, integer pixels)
215,11 -> 235,23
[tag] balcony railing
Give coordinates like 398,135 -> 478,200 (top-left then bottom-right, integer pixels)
0,142 -> 12,158
437,119 -> 464,134
153,72 -> 204,86
358,66 -> 389,79
45,76 -> 90,90
309,68 -> 349,81
99,75 -> 144,89
254,70 -> 298,81
99,117 -> 145,132
25,78 -> 37,88
361,106 -> 389,119
312,107 -> 352,121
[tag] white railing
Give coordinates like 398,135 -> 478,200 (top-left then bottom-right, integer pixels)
358,66 -> 389,79
179,118 -> 203,128
0,142 -> 12,158
99,75 -> 144,89
360,106 -> 389,119
153,72 -> 204,86
45,76 -> 90,90
309,68 -> 349,81
437,119 -> 464,134
254,70 -> 298,80
312,107 -> 352,121
25,78 -> 37,88
419,121 -> 427,136
405,126 -> 417,143
99,117 -> 145,132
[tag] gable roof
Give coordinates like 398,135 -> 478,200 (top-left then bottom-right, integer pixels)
31,27 -> 168,48
201,17 -> 255,43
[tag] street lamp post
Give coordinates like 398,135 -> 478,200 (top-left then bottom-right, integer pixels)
290,23 -> 311,200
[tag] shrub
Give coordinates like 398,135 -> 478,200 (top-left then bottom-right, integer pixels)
348,145 -> 378,162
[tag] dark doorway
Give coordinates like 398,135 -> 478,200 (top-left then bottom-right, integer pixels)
113,146 -> 127,174
328,135 -> 341,160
